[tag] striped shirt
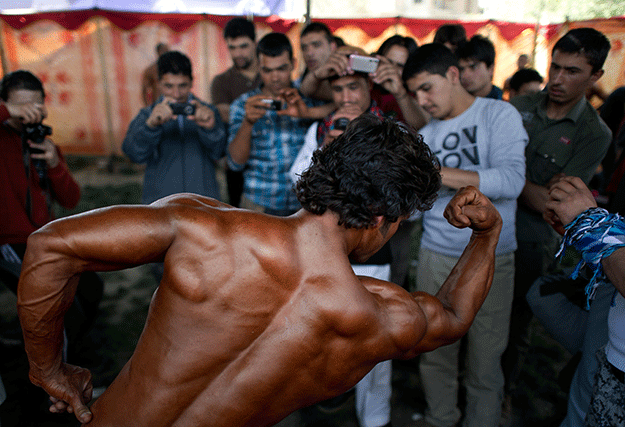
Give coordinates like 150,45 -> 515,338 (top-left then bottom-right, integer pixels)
227,87 -> 318,213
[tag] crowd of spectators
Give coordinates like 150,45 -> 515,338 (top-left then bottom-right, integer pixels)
2,15 -> 625,427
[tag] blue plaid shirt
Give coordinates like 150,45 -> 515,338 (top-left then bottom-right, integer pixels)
227,87 -> 318,213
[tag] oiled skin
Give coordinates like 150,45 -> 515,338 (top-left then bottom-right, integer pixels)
17,186 -> 501,427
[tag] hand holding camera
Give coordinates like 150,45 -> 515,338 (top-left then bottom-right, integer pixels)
323,106 -> 363,146
244,94 -> 283,125
190,102 -> 216,130
349,54 -> 380,74
147,97 -> 177,127
22,123 -> 59,169
371,55 -> 409,100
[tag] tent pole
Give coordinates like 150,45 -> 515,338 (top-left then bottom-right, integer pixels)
0,20 -> 8,76
95,16 -> 117,157
305,0 -> 311,25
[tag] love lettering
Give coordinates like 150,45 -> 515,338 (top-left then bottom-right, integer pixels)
433,126 -> 480,168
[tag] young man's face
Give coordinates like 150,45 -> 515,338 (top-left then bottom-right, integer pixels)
330,75 -> 371,114
457,58 -> 493,97
547,49 -> 602,106
300,31 -> 335,71
406,70 -> 455,120
226,36 -> 256,71
350,217 -> 403,263
159,73 -> 192,103
259,51 -> 294,97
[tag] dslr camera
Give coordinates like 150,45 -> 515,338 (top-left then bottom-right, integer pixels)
23,123 -> 52,154
170,103 -> 196,116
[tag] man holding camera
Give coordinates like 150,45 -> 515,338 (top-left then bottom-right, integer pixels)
0,70 -> 103,418
0,70 -> 80,267
123,50 -> 227,205
228,33 -> 323,216
288,61 -> 394,427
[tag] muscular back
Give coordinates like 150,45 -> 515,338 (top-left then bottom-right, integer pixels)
20,188 -> 501,427
84,195 -> 424,427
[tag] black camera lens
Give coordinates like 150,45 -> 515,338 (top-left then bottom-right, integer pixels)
170,103 -> 196,116
261,99 -> 283,111
23,124 -> 52,149
333,117 -> 350,131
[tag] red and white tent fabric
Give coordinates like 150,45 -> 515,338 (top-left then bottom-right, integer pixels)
0,11 -> 624,155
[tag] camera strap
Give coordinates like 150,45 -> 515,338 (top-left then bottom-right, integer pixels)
21,133 -> 52,228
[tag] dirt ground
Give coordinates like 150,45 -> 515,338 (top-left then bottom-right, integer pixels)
0,156 -> 574,427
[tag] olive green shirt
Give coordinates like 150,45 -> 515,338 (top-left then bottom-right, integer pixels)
511,91 -> 611,243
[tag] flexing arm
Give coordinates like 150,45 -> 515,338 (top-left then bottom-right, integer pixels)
406,186 -> 502,355
17,197 -> 189,423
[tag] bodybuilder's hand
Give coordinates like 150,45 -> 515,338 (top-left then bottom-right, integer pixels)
444,186 -> 502,234
33,363 -> 94,424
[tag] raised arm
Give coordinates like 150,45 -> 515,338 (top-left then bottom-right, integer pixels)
405,186 -> 502,355
16,197 -> 188,423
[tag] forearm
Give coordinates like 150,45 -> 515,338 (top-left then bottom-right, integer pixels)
438,226 -> 501,329
440,167 -> 479,190
603,247 -> 625,297
228,121 -> 253,165
300,72 -> 332,101
122,111 -> 162,162
197,105 -> 227,158
409,224 -> 501,355
48,154 -> 81,209
303,103 -> 336,120
519,180 -> 549,214
216,104 -> 230,123
396,95 -> 428,130
17,230 -> 85,382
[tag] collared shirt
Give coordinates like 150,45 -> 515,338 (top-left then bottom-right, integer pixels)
486,85 -> 503,100
227,87 -> 318,213
511,91 -> 612,242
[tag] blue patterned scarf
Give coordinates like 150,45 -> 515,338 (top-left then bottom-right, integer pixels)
556,207 -> 625,307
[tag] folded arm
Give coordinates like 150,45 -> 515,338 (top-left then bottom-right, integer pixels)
17,196 -> 191,422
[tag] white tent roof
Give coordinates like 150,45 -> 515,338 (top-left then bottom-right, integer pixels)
1,0 -> 288,16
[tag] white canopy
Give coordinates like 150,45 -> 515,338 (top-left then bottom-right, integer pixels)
1,0 -> 288,16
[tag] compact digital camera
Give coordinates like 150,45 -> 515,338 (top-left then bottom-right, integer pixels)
260,99 -> 283,111
349,54 -> 380,74
170,103 -> 196,116
332,117 -> 350,131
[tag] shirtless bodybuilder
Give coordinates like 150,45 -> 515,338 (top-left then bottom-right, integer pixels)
17,114 -> 502,427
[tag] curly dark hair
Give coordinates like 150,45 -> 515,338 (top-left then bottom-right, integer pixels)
296,114 -> 441,229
